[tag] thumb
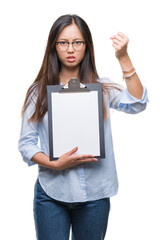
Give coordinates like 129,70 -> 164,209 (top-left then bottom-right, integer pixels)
66,146 -> 78,156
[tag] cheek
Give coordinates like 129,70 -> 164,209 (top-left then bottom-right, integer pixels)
77,49 -> 86,63
56,50 -> 65,62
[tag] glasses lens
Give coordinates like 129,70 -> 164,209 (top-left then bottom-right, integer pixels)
73,41 -> 84,51
57,42 -> 68,51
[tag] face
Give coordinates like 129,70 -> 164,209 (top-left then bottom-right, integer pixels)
56,24 -> 86,69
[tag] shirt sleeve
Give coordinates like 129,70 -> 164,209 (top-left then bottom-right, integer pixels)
18,97 -> 43,166
99,78 -> 149,114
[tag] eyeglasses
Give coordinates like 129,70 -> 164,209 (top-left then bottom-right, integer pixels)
55,41 -> 86,52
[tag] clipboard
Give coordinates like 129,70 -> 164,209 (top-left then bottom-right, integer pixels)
47,78 -> 105,161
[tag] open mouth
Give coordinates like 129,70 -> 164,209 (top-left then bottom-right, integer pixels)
67,56 -> 76,62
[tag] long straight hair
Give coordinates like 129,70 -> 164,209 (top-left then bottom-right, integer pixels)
22,14 -> 120,121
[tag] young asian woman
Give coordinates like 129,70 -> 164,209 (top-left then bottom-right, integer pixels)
18,14 -> 148,240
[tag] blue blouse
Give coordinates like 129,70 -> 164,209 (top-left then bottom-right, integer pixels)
18,78 -> 148,203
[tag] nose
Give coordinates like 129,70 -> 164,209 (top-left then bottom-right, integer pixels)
67,43 -> 74,53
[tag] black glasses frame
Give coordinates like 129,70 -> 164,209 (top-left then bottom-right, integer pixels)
55,41 -> 86,51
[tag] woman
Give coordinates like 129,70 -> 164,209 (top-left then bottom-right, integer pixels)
18,14 -> 148,240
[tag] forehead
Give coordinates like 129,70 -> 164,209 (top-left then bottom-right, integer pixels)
58,24 -> 84,40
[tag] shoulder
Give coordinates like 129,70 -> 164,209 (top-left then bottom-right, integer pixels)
96,77 -> 112,84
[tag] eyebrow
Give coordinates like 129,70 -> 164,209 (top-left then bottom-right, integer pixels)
58,38 -> 84,41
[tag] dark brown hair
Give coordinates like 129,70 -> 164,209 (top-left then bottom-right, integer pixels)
22,14 -> 120,121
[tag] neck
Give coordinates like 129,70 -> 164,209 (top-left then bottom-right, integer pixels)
59,65 -> 80,85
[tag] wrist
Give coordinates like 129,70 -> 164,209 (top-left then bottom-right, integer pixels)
117,54 -> 134,72
117,53 -> 129,63
49,160 -> 59,170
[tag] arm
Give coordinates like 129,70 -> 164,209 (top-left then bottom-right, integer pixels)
100,77 -> 148,114
31,147 -> 98,171
110,32 -> 143,100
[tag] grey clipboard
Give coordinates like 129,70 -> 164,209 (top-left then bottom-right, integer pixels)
47,78 -> 105,161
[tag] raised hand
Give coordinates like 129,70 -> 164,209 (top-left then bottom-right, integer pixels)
110,32 -> 129,60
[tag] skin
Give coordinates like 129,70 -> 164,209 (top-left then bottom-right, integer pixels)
32,24 -> 144,170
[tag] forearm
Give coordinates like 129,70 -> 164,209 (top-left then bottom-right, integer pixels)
31,148 -> 98,171
118,54 -> 143,99
32,152 -> 56,169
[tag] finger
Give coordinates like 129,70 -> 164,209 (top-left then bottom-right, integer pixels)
111,33 -> 129,43
111,35 -> 123,42
114,35 -> 124,42
110,35 -> 115,39
112,43 -> 121,51
78,154 -> 95,159
76,158 -> 98,164
112,37 -> 128,49
72,154 -> 95,160
112,36 -> 128,47
112,38 -> 121,46
118,32 -> 129,41
65,146 -> 78,156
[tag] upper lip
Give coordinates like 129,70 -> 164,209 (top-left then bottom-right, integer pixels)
67,56 -> 75,59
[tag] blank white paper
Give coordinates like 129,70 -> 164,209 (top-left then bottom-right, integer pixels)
51,91 -> 100,157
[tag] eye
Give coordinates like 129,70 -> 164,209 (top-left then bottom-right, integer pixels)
73,41 -> 82,45
59,41 -> 68,46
